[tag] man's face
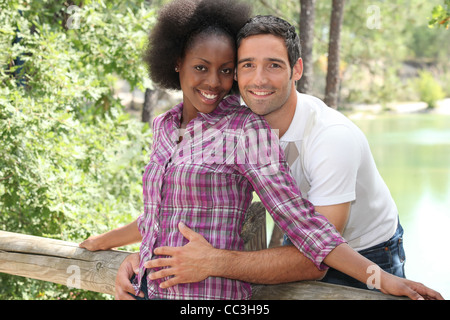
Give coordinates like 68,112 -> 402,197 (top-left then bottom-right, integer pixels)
236,34 -> 302,116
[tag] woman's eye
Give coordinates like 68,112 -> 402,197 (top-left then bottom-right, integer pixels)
195,66 -> 206,71
222,68 -> 232,74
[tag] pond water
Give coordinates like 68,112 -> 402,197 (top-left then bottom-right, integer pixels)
351,112 -> 450,299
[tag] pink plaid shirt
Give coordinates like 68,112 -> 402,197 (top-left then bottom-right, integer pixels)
133,95 -> 345,300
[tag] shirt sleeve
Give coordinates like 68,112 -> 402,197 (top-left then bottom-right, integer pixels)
236,113 -> 346,270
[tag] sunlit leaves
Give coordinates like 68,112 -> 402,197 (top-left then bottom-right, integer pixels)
429,0 -> 450,29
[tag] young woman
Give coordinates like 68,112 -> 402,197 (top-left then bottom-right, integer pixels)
81,0 -> 443,300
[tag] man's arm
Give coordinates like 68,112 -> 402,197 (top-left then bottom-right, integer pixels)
206,199 -> 353,283
145,203 -> 350,287
145,222 -> 326,288
207,245 -> 326,284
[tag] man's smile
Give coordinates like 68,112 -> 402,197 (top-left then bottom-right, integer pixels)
248,90 -> 275,97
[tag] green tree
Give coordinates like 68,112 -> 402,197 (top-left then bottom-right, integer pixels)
1,0 -> 155,299
415,70 -> 445,109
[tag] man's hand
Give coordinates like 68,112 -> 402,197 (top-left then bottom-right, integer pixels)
144,222 -> 217,288
115,252 -> 144,300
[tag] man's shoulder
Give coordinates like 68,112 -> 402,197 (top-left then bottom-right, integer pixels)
298,93 -> 355,129
298,92 -> 327,106
298,93 -> 342,119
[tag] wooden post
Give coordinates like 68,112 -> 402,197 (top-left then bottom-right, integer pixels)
242,201 -> 267,251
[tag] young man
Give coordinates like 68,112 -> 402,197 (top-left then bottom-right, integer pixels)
114,15 -> 440,300
233,15 -> 405,289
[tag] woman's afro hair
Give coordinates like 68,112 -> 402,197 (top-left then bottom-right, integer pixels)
143,0 -> 252,90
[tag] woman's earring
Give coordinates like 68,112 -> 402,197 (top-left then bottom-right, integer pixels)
175,66 -> 179,72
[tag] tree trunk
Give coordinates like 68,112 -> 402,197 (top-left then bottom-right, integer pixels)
141,88 -> 158,125
324,0 -> 345,109
297,0 -> 316,94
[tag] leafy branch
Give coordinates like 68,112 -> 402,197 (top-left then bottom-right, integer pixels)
429,0 -> 450,29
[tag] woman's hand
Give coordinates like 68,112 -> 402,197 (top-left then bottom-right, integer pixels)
379,270 -> 444,300
79,234 -> 105,251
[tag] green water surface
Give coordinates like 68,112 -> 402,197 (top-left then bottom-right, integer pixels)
352,112 -> 450,299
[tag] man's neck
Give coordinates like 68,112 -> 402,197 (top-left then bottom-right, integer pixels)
263,90 -> 297,138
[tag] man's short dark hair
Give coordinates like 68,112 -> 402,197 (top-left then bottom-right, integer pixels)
237,15 -> 301,70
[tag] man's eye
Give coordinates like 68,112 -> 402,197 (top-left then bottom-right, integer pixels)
270,63 -> 281,68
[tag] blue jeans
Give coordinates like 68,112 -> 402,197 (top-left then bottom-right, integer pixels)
129,273 -> 150,300
128,273 -> 168,300
283,221 -> 406,290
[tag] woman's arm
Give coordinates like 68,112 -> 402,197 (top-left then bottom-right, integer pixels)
324,243 -> 443,300
79,219 -> 141,251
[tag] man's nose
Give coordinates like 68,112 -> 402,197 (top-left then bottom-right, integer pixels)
252,67 -> 269,86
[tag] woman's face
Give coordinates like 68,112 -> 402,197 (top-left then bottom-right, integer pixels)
177,33 -> 236,121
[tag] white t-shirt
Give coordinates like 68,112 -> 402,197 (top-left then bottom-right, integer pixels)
279,92 -> 398,251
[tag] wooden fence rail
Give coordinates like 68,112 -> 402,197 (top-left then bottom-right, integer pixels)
0,203 -> 401,299
0,229 -> 402,300
0,230 -> 128,296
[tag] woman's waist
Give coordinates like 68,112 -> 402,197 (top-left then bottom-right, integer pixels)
144,274 -> 253,300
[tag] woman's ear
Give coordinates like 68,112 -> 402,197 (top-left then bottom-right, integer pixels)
234,68 -> 237,81
175,58 -> 182,72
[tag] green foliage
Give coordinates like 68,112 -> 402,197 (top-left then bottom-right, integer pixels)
1,0 -> 155,299
414,71 -> 445,109
249,0 -> 449,105
429,0 -> 450,29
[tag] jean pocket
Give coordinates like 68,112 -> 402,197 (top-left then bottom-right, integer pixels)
360,245 -> 392,270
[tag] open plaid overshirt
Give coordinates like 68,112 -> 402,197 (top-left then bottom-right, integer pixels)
133,95 -> 345,300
